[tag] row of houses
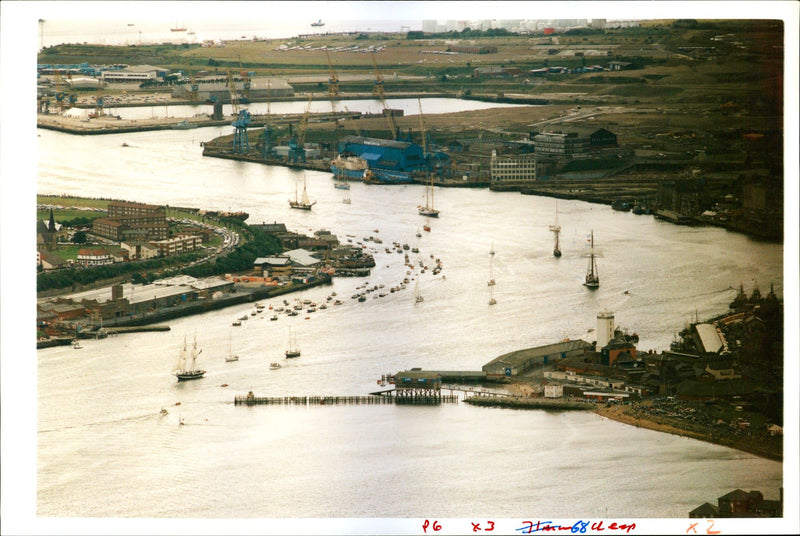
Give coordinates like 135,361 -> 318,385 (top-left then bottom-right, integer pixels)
58,234 -> 205,269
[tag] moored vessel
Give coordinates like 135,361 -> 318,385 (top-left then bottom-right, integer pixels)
330,155 -> 368,181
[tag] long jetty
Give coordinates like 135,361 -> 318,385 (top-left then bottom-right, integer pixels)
463,395 -> 594,410
235,391 -> 459,406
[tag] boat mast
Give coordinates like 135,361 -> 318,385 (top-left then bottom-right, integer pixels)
177,336 -> 188,371
550,200 -> 561,256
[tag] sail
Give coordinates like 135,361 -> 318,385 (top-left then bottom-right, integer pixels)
187,337 -> 201,371
301,185 -> 310,205
175,337 -> 188,371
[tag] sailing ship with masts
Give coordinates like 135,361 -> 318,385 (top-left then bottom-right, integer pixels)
285,327 -> 301,358
488,243 -> 497,305
418,173 -> 439,217
289,173 -> 316,210
174,335 -> 206,381
225,332 -> 239,362
583,230 -> 601,289
549,201 -> 562,257
416,99 -> 439,218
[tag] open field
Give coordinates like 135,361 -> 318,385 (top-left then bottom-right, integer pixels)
40,20 -> 782,107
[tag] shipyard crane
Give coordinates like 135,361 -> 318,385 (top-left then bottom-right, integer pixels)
370,51 -> 384,97
237,55 -> 252,103
188,72 -> 200,102
417,98 -> 428,164
53,71 -> 76,112
288,93 -> 313,164
226,69 -> 241,116
342,105 -> 362,137
370,53 -> 401,140
259,79 -> 276,159
90,96 -> 106,119
228,69 -> 252,153
325,50 -> 340,99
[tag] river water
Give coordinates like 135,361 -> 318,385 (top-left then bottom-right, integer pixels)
29,98 -> 787,530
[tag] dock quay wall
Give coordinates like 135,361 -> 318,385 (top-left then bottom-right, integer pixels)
234,393 -> 458,406
464,395 -> 594,411
99,275 -> 331,328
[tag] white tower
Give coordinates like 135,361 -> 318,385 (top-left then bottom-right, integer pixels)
597,311 -> 615,349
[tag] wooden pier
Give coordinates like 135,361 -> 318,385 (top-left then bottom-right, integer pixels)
235,390 -> 458,406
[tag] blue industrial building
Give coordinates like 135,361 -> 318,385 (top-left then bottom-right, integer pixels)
337,135 -> 425,175
336,135 -> 451,182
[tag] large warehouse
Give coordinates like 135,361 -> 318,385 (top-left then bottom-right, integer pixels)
336,135 -> 429,181
483,339 -> 592,377
171,76 -> 293,102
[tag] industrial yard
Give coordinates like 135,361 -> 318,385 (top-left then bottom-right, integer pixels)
37,19 -> 784,239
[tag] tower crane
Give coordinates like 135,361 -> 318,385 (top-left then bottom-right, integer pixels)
237,55 -> 252,103
370,51 -> 384,97
417,98 -> 428,163
288,93 -> 313,164
226,69 -> 240,116
259,79 -> 276,159
188,71 -> 200,102
370,52 -> 399,140
228,69 -> 251,153
325,50 -> 340,99
53,71 -> 76,112
89,96 -> 106,119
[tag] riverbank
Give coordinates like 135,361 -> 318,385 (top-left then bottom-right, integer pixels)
502,380 -> 782,462
594,402 -> 782,462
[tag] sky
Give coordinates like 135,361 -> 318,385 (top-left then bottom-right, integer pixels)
11,0 -> 800,24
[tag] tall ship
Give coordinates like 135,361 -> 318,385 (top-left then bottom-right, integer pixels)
330,155 -> 367,181
583,230 -> 601,289
174,336 -> 205,381
285,327 -> 301,358
289,173 -> 316,210
417,173 -> 439,217
549,201 -> 562,257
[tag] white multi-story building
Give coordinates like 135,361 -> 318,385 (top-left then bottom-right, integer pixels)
100,65 -> 167,83
490,151 -> 537,184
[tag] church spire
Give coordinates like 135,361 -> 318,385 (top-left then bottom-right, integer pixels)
48,208 -> 56,232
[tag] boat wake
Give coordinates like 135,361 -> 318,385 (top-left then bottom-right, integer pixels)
39,411 -> 165,434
